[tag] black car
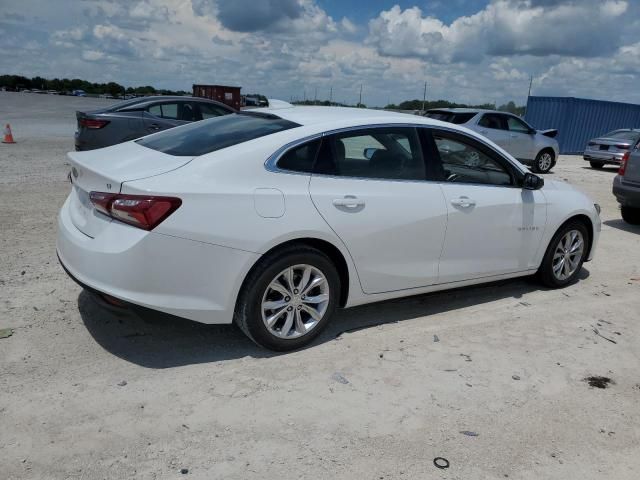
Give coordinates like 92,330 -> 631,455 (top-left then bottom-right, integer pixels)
75,96 -> 235,151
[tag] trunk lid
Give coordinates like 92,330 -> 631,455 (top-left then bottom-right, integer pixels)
623,150 -> 640,184
67,140 -> 193,237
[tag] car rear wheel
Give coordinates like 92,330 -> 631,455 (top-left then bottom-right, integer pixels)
532,150 -> 555,174
537,221 -> 588,288
234,246 -> 340,351
590,161 -> 604,169
621,206 -> 640,225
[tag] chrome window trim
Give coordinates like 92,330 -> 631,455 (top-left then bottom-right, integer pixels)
264,122 -> 527,182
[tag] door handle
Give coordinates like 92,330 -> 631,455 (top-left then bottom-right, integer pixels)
149,123 -> 161,130
333,195 -> 365,208
450,196 -> 476,208
510,134 -> 517,138
480,130 -> 488,134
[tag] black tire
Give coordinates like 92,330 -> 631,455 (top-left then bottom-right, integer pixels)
537,220 -> 589,288
621,206 -> 640,225
532,149 -> 555,173
234,246 -> 340,351
590,161 -> 604,169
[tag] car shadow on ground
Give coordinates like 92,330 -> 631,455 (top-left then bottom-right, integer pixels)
603,218 -> 640,234
581,166 -> 619,173
79,269 -> 589,368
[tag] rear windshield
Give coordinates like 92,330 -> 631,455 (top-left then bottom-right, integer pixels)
137,113 -> 300,156
603,130 -> 640,141
425,111 -> 476,124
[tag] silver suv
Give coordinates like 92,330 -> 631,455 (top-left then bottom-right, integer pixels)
426,109 -> 560,173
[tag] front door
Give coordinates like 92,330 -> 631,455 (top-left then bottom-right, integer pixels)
429,129 -> 547,283
505,114 -> 537,161
308,126 -> 448,294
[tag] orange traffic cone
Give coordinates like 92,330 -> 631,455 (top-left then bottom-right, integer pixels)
3,124 -> 16,144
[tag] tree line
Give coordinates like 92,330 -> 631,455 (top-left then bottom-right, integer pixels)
385,99 -> 525,115
0,75 -> 188,97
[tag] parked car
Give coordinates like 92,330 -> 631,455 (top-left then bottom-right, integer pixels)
57,106 -> 600,350
75,96 -> 236,151
584,129 -> 640,169
72,90 -> 86,97
613,140 -> 640,224
425,108 -> 560,173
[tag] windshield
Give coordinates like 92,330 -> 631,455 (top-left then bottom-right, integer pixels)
603,130 -> 640,141
137,113 -> 300,156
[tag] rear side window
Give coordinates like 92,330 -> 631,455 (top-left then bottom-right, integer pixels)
314,127 -> 426,181
277,139 -> 321,173
478,114 -> 508,130
426,111 -> 476,124
198,103 -> 232,120
147,103 -> 180,120
137,113 -> 300,156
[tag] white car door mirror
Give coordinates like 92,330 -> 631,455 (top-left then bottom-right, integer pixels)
523,172 -> 544,190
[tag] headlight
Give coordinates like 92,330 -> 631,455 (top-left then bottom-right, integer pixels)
594,203 -> 601,215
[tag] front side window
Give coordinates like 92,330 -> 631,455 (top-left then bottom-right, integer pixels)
506,116 -> 531,134
478,114 -> 507,131
137,113 -> 300,156
433,131 -> 513,186
315,127 -> 425,181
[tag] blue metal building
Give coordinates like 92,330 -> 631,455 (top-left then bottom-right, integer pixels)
524,96 -> 640,154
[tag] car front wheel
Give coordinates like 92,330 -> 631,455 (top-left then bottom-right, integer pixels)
621,206 -> 640,225
234,246 -> 340,351
532,150 -> 555,173
537,221 -> 588,288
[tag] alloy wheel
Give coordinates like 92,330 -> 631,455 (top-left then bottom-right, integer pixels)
261,264 -> 330,339
538,152 -> 553,172
551,229 -> 584,281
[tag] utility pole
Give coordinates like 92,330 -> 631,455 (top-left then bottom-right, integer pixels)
329,86 -> 333,105
303,88 -> 306,102
422,81 -> 427,113
358,84 -> 363,107
314,87 -> 318,105
524,75 -> 533,116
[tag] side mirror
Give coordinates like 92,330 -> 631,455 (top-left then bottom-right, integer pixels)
523,172 -> 544,190
528,128 -> 537,135
364,147 -> 377,160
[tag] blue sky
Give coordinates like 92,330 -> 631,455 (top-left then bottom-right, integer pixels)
1,1 -> 639,107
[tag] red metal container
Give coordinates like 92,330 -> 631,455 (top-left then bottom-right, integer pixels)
193,84 -> 241,110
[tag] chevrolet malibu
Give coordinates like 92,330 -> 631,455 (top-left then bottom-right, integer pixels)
57,106 -> 601,351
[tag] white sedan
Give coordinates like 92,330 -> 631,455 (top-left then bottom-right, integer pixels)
57,105 -> 601,350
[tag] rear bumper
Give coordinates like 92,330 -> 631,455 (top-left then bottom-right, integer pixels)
583,151 -> 624,164
613,175 -> 640,208
56,195 -> 259,324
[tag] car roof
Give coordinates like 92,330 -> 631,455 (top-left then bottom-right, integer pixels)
112,96 -> 233,111
249,106 -> 437,128
427,108 -> 506,114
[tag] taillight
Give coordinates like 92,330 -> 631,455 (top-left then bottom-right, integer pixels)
80,118 -> 110,129
615,144 -> 629,150
619,152 -> 630,176
89,192 -> 181,230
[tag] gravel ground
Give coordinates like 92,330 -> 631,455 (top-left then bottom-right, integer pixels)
1,92 -> 639,479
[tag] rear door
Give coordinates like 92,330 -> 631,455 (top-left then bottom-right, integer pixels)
624,144 -> 640,184
475,113 -> 511,150
428,128 -> 546,283
308,126 -> 448,294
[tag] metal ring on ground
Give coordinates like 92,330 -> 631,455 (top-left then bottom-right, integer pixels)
433,457 -> 450,469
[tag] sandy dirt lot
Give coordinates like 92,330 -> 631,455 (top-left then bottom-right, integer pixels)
1,92 -> 639,479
